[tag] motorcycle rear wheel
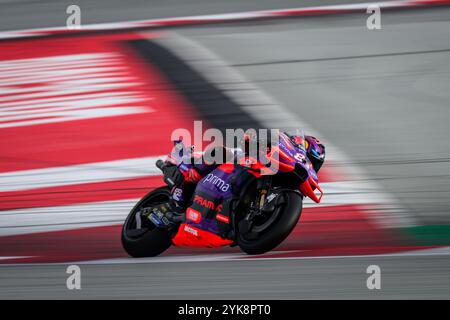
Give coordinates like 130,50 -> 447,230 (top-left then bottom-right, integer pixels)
237,190 -> 302,255
121,187 -> 173,257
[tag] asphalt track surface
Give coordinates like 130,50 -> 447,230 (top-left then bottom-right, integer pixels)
1,253 -> 450,299
0,0 -> 384,31
1,1 -> 450,299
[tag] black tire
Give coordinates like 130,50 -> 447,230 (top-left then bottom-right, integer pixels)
121,187 -> 173,257
238,191 -> 302,255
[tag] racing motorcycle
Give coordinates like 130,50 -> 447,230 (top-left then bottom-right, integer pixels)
121,130 -> 324,257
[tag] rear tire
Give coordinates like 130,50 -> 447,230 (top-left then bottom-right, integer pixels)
121,187 -> 173,257
238,191 -> 302,255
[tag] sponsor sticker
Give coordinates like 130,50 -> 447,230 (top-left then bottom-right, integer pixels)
216,213 -> 229,224
186,208 -> 202,223
184,224 -> 199,236
204,173 -> 230,192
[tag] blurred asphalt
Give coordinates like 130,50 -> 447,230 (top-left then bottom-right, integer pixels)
1,253 -> 450,299
0,0 -> 383,31
1,1 -> 450,299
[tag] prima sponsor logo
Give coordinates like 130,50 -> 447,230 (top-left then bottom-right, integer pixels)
204,173 -> 230,192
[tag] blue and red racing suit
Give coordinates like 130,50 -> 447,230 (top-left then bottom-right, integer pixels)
163,134 -> 325,214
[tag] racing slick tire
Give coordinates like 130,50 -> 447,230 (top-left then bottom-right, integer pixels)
237,190 -> 302,255
121,187 -> 173,257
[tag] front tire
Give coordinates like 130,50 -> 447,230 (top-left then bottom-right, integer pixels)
121,187 -> 173,257
238,191 -> 302,255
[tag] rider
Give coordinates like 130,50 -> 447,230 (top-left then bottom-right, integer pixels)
159,132 -> 325,222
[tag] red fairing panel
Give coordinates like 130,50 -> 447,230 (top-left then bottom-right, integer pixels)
172,223 -> 233,248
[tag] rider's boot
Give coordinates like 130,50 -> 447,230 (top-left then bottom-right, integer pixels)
164,204 -> 185,223
142,186 -> 187,228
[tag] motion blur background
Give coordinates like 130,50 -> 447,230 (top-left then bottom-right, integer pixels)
0,0 -> 450,299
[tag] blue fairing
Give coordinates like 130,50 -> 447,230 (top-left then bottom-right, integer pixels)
185,165 -> 251,235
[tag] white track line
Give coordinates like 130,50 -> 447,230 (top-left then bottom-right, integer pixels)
1,246 -> 450,266
0,199 -> 135,236
0,256 -> 32,261
0,0 -> 448,40
0,156 -> 164,193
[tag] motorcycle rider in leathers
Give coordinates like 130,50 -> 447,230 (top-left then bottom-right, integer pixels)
158,132 -> 325,223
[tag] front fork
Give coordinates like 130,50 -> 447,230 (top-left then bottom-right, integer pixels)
240,175 -> 273,234
256,175 -> 272,210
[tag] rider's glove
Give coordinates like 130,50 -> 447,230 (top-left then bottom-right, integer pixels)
162,165 -> 184,187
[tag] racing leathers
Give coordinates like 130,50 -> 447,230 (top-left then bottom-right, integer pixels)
161,134 -> 325,221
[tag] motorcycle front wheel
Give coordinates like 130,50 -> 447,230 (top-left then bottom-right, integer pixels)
237,190 -> 303,255
121,187 -> 174,257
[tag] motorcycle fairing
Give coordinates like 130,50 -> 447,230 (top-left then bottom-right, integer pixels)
276,132 -> 323,203
171,163 -> 252,248
172,223 -> 233,248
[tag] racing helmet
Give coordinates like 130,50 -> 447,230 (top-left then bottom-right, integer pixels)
304,135 -> 325,172
286,131 -> 325,173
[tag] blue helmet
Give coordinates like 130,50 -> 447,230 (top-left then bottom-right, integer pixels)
305,135 -> 325,172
